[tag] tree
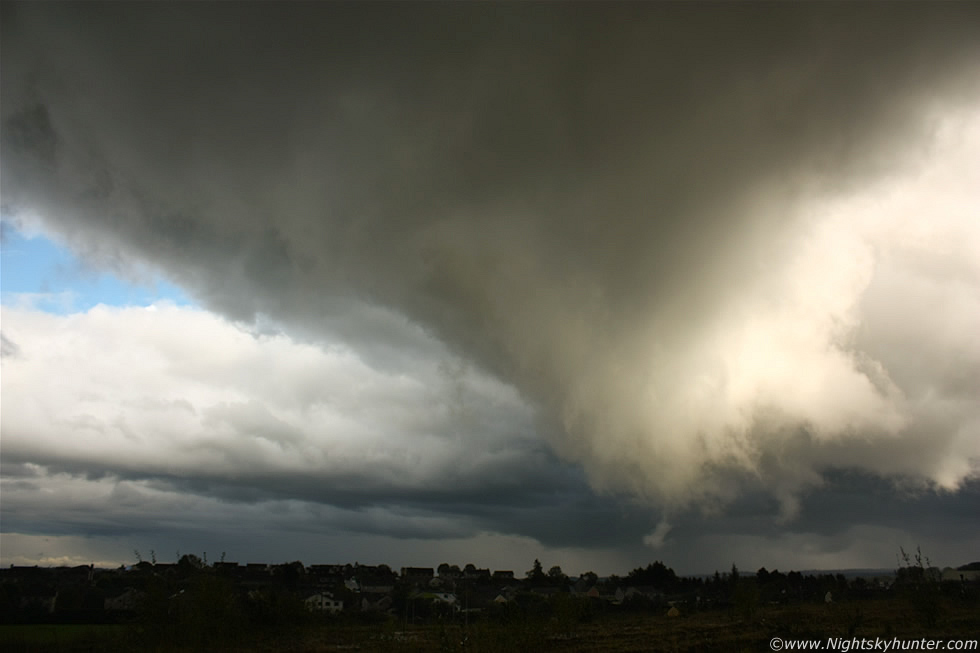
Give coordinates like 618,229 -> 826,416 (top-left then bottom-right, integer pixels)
178,554 -> 204,574
732,576 -> 759,621
273,561 -> 305,586
548,565 -> 568,586
626,561 -> 678,590
527,559 -> 546,585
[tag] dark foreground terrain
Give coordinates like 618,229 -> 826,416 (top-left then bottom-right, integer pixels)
2,596 -> 978,652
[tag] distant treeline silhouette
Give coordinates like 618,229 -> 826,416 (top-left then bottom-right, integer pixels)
2,549 -> 978,650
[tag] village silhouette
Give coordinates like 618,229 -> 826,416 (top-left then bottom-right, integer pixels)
2,550 -> 978,650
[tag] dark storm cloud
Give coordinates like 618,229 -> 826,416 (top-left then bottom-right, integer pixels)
661,475 -> 980,544
0,458 -> 660,552
2,1 -> 979,566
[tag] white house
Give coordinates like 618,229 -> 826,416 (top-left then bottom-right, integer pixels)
942,567 -> 980,582
430,592 -> 457,606
305,592 -> 344,614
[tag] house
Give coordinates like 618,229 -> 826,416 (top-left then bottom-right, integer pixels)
213,562 -> 243,579
463,567 -> 491,582
942,567 -> 980,582
65,564 -> 95,582
308,564 -> 346,578
491,570 -> 515,582
305,592 -> 344,614
242,563 -> 273,587
308,564 -> 346,587
359,579 -> 395,594
105,588 -> 144,611
457,587 -> 500,611
400,567 -> 434,586
20,593 -> 58,614
422,591 -> 458,607
401,566 -> 434,578
357,567 -> 396,594
361,594 -> 393,612
530,586 -> 561,597
5,565 -> 48,579
624,586 -> 664,602
438,565 -> 461,581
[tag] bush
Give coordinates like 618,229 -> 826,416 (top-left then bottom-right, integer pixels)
135,570 -> 247,648
896,546 -> 942,628
732,579 -> 760,621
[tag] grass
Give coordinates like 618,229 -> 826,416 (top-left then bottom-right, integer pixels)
254,597 -> 980,652
2,596 -> 977,652
0,624 -> 130,652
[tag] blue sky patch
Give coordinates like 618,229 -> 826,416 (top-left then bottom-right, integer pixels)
1,220 -> 193,313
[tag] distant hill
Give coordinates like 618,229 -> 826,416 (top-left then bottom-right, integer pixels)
798,569 -> 895,578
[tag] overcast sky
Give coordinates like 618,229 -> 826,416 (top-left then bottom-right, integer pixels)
1,2 -> 978,576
